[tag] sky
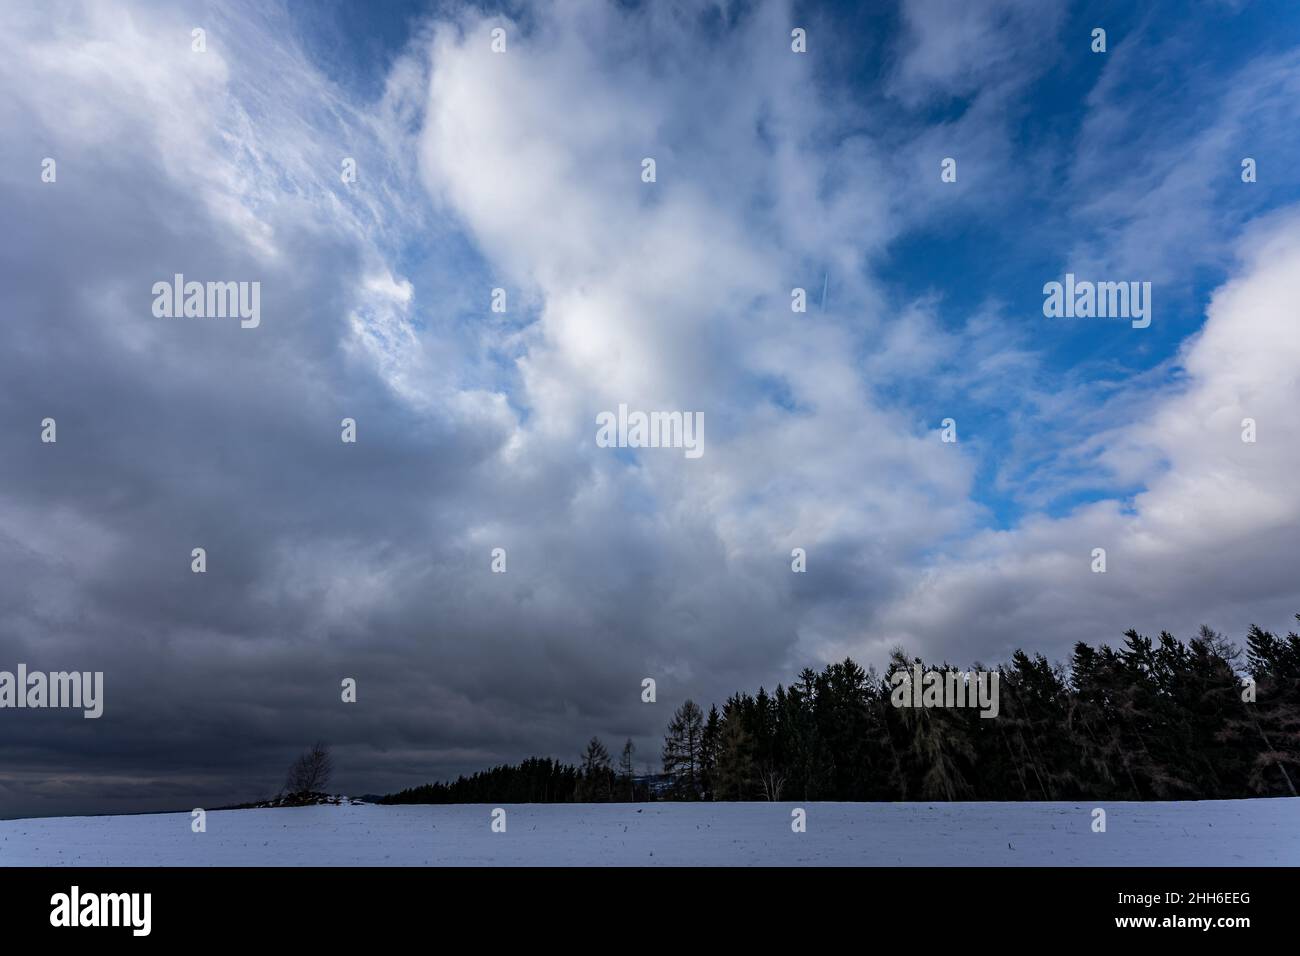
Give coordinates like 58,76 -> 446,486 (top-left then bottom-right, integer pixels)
1,0 -> 1299,818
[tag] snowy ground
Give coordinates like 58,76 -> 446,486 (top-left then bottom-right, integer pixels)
1,800 -> 1296,866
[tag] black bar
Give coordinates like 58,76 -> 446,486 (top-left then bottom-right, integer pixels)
0,866 -> 1285,941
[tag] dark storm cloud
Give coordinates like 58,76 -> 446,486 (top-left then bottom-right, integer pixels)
3,0 -> 1300,820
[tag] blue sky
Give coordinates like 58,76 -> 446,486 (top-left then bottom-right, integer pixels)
2,0 -> 1300,816
285,0 -> 1300,529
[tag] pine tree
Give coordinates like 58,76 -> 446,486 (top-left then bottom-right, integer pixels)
387,615 -> 1300,806
1231,623 -> 1300,795
713,701 -> 756,800
700,705 -> 722,800
891,657 -> 975,801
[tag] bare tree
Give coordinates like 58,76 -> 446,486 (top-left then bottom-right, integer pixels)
575,736 -> 613,802
619,738 -> 636,801
758,765 -> 786,801
662,700 -> 705,798
285,742 -> 334,795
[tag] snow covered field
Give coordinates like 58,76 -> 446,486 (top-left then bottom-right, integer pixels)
1,800 -> 1296,866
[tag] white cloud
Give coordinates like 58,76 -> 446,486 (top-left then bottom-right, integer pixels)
416,5 -> 984,664
864,210 -> 1300,664
2,0 -> 1297,814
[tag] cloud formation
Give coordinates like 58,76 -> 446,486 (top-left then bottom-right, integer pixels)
1,0 -> 1297,817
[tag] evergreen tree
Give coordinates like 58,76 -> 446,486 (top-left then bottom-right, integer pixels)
381,616 -> 1300,806
713,699 -> 756,800
379,757 -> 580,804
1229,623 -> 1300,795
700,705 -> 722,800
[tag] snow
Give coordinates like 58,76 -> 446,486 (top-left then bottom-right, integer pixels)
1,799 -> 1296,866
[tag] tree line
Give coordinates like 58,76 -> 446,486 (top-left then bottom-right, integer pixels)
381,619 -> 1300,804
